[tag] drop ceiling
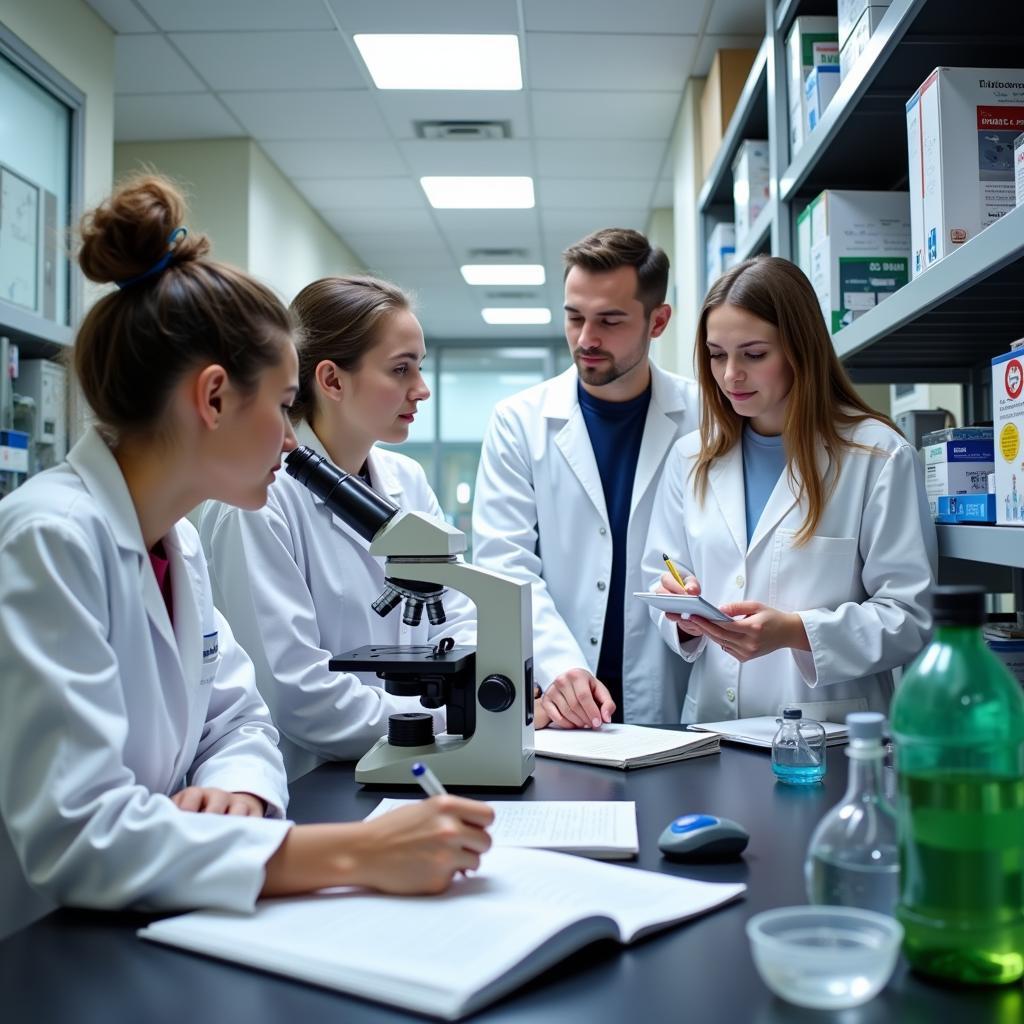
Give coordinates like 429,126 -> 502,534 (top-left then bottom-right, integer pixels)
86,0 -> 765,338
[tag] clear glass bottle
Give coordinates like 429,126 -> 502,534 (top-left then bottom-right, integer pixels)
805,712 -> 899,915
891,585 -> 1024,986
771,707 -> 826,785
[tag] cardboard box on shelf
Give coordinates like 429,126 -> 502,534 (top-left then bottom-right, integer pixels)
935,493 -> 997,523
731,140 -> 770,244
837,0 -> 891,50
906,68 -> 1024,274
923,439 -> 995,465
839,6 -> 889,84
786,16 -> 838,157
1015,129 -> 1024,207
706,222 -> 736,285
993,347 -> 1024,526
922,426 -> 994,445
803,190 -> 910,333
805,65 -> 841,133
700,48 -> 759,181
925,460 -> 994,500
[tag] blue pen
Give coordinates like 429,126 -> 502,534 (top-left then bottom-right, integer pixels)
411,761 -> 447,797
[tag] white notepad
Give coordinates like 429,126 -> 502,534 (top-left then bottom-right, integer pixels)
533,722 -> 720,769
689,715 -> 849,748
367,799 -> 638,859
139,846 -> 744,1021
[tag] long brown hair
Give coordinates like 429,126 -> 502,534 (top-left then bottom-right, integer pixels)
288,275 -> 412,425
75,174 -> 293,439
692,256 -> 894,545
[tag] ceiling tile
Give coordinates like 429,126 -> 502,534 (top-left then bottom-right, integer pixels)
170,31 -> 366,90
220,90 -> 387,141
295,177 -> 426,209
260,140 -> 406,178
399,139 -> 534,177
706,0 -> 768,36
322,207 -> 437,234
652,179 -> 674,206
694,34 -> 763,77
534,139 -> 669,178
137,0 -> 334,31
531,90 -> 680,140
345,235 -> 454,268
523,0 -> 704,34
84,0 -> 156,33
379,267 -> 467,288
538,178 -> 655,209
375,91 -> 531,141
114,34 -> 205,93
114,93 -> 244,141
541,209 -> 651,248
526,33 -> 698,92
432,208 -> 539,236
328,0 -> 520,33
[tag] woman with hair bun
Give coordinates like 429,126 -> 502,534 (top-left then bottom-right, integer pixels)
0,176 -> 491,939
201,276 -> 476,781
643,256 -> 936,724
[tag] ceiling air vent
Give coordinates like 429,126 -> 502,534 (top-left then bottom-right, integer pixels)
467,247 -> 529,260
485,290 -> 538,301
414,120 -> 512,140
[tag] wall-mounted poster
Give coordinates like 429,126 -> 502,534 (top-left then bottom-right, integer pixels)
0,166 -> 39,312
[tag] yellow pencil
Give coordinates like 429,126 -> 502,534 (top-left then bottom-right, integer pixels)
662,553 -> 686,588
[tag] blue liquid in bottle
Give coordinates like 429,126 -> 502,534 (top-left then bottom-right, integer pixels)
772,708 -> 826,785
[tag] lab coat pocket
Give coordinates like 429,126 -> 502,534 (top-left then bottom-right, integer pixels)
772,531 -> 859,612
200,631 -> 220,687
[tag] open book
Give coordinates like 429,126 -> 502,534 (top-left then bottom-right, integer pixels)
689,716 -> 849,748
367,799 -> 639,859
534,722 -> 720,769
139,847 -> 744,1020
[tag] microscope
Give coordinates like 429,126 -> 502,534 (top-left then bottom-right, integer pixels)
285,446 -> 535,788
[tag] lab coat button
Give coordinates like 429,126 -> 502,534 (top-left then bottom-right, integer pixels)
597,581 -> 606,591
590,637 -> 599,645
599,526 -> 607,536
726,688 -> 736,702
735,574 -> 745,588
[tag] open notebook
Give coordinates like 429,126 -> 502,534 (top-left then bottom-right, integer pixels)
367,799 -> 639,858
139,847 -> 744,1020
689,716 -> 849,748
534,722 -> 720,769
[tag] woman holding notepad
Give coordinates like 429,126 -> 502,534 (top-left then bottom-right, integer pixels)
642,257 -> 936,725
0,176 -> 491,939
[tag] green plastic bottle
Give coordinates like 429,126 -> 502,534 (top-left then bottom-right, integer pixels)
891,585 -> 1024,985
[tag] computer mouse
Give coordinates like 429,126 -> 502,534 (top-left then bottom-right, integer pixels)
657,814 -> 749,862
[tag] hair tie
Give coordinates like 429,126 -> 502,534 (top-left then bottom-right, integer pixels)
115,226 -> 188,289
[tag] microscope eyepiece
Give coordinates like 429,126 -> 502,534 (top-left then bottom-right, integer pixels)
285,446 -> 399,543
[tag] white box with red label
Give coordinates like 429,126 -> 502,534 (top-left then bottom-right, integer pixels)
906,68 -> 1024,273
992,348 -> 1024,526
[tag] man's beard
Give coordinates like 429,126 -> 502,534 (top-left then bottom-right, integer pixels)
573,332 -> 648,388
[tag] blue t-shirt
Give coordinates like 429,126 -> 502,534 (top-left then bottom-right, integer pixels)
577,381 -> 652,721
742,424 -> 787,544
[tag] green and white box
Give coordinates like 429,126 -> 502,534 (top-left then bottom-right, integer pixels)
805,65 -> 841,134
786,17 -> 838,156
731,140 -> 769,244
804,190 -> 910,333
992,348 -> 1024,526
839,6 -> 889,83
837,0 -> 891,50
909,68 -> 1024,272
906,88 -> 925,277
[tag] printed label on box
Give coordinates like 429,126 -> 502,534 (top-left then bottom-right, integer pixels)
832,256 -> 908,332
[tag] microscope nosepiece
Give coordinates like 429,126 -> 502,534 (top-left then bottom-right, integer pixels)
371,585 -> 403,618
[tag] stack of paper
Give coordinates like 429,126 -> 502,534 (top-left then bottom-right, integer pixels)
367,799 -> 639,859
533,723 -> 720,769
689,715 -> 849,748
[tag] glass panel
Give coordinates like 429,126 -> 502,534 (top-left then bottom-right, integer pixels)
0,53 -> 72,325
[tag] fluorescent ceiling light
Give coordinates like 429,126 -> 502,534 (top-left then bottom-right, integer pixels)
354,34 -> 522,91
460,264 -> 546,286
482,308 -> 552,325
421,176 -> 534,209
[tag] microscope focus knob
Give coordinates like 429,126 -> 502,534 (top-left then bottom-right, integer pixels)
478,674 -> 515,713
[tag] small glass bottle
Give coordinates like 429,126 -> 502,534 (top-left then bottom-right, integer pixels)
771,707 -> 826,785
805,712 -> 899,915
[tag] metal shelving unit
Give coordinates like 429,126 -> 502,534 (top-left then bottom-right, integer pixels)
696,0 -> 1024,575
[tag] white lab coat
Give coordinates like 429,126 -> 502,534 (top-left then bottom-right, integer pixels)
643,418 -> 937,724
472,363 -> 700,722
0,428 -> 291,940
200,421 -> 476,781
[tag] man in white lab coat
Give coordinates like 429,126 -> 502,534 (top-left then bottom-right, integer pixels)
472,229 -> 699,727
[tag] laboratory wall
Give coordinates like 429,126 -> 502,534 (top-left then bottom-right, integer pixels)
644,206 -> 679,371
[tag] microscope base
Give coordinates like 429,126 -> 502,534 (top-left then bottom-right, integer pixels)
355,733 -> 534,788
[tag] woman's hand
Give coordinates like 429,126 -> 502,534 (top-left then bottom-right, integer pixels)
535,669 -> 616,730
693,601 -> 810,662
656,571 -> 706,638
262,796 -> 495,898
171,787 -> 266,816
